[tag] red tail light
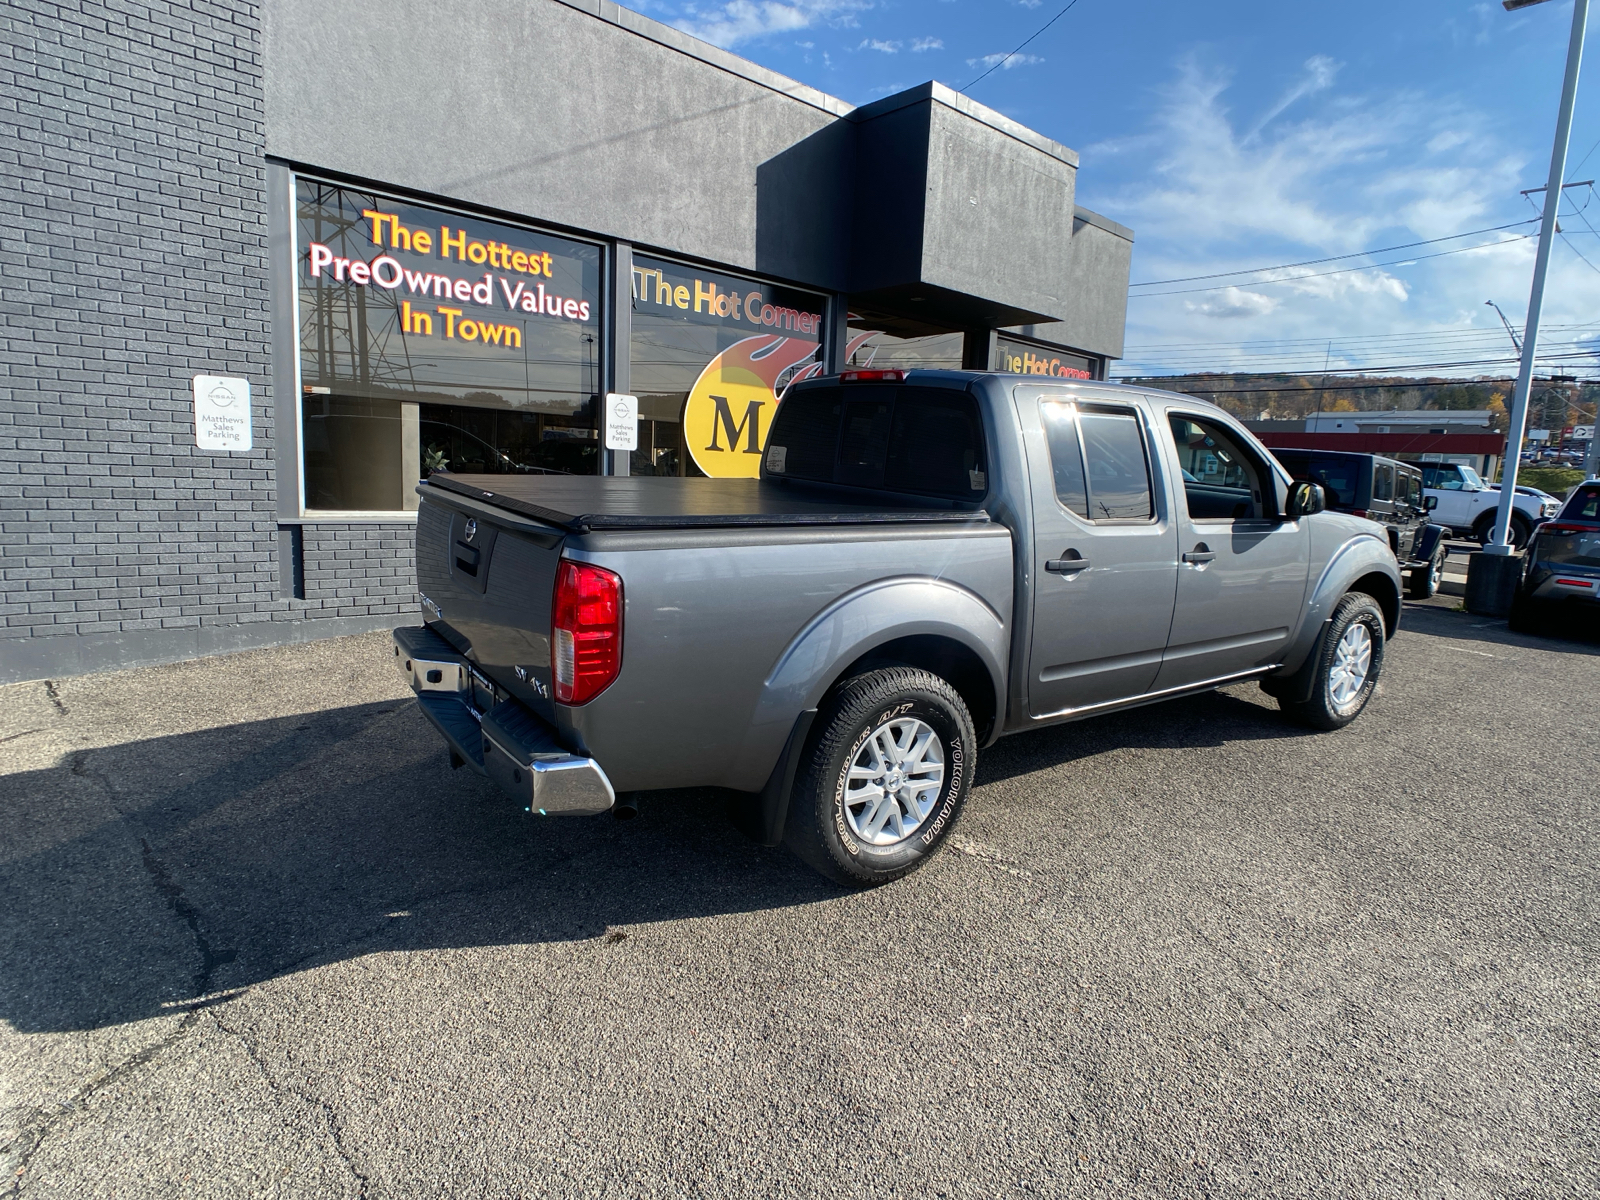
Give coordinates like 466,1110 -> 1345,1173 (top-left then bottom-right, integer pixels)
1350,509 -> 1369,519
1539,523 -> 1591,538
841,369 -> 904,383
551,561 -> 622,705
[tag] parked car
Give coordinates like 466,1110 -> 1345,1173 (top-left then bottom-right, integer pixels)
393,370 -> 1401,886
1271,449 -> 1449,598
1420,462 -> 1557,547
1508,481 -> 1600,637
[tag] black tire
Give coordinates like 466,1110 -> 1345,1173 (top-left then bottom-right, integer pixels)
1474,512 -> 1531,550
1279,592 -> 1387,731
1406,545 -> 1445,599
1507,591 -> 1548,636
784,666 -> 976,887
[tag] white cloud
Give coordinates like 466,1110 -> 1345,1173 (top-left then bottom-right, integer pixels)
672,1 -> 871,49
860,37 -> 901,53
1185,288 -> 1279,319
1091,54 -> 1600,375
912,37 -> 943,52
966,52 -> 1045,71
1245,55 -> 1338,141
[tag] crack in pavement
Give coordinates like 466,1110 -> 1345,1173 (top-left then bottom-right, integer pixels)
211,1014 -> 371,1198
3,754 -> 244,1195
1,1012 -> 200,1198
41,682 -> 67,717
139,838 -> 238,999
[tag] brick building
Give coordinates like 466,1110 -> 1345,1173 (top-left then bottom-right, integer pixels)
1,0 -> 1133,683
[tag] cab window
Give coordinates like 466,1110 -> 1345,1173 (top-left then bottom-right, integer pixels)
1169,415 -> 1265,520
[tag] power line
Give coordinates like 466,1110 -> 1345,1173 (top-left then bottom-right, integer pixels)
1113,379 -> 1518,396
1128,220 -> 1539,287
1125,319 -> 1600,350
960,0 -> 1081,93
1128,235 -> 1533,298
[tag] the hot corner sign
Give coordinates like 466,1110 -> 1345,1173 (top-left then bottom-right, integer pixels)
683,336 -> 826,478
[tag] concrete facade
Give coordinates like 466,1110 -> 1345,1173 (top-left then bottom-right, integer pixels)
2,0 -> 1132,683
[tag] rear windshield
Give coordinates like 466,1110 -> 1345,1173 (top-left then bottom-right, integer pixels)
764,385 -> 988,500
1561,485 -> 1600,520
1272,451 -> 1366,508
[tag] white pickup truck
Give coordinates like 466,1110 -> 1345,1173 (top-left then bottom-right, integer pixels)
1420,462 -> 1558,548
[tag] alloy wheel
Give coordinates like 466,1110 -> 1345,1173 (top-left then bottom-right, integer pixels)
1328,622 -> 1374,712
843,717 -> 946,846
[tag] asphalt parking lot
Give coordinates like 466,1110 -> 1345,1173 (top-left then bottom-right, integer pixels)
2,598 -> 1597,1199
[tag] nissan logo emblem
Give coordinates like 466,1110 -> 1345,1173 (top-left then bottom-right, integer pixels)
464,518 -> 477,543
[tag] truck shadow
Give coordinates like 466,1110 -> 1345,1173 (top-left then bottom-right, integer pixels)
2,678 -> 1325,1035
0,699 -> 836,1035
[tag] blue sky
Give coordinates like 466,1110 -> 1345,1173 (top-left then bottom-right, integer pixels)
627,1 -> 1600,382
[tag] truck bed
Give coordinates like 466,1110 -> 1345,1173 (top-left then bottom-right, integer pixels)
424,474 -> 989,533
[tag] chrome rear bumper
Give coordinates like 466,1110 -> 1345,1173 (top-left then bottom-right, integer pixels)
393,626 -> 615,816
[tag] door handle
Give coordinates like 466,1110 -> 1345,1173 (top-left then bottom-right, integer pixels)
1045,553 -> 1090,574
1182,547 -> 1216,565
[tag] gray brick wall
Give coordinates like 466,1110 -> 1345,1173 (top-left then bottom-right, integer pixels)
1,2 -> 416,680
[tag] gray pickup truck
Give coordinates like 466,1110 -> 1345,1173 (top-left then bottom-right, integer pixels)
394,370 -> 1402,885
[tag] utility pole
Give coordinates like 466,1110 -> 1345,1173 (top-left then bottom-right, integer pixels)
1468,0 -> 1590,614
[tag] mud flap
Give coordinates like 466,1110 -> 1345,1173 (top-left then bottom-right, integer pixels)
1259,617 -> 1333,706
730,709 -> 817,847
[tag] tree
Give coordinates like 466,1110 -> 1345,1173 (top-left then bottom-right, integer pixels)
1486,395 -> 1508,433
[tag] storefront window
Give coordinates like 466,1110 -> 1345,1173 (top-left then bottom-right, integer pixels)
296,180 -> 602,510
843,326 -> 965,371
629,256 -> 825,477
995,334 -> 1097,380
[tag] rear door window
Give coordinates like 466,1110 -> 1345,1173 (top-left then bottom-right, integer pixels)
1040,400 -> 1090,519
1080,408 -> 1155,521
1373,464 -> 1394,503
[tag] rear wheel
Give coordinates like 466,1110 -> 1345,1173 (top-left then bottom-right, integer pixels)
1280,592 -> 1386,731
1406,545 -> 1445,599
784,666 -> 975,887
1474,512 -> 1531,550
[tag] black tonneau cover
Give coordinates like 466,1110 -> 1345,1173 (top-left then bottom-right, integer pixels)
424,474 -> 990,534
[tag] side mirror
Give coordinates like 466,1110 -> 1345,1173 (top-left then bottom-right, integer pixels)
1424,495 -> 1438,511
1287,481 -> 1325,520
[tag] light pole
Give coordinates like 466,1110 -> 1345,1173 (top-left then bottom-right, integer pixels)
1468,0 -> 1591,613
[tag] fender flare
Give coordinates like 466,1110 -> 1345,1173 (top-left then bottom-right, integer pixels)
1262,533 -> 1400,702
1414,522 -> 1448,563
728,576 -> 1008,798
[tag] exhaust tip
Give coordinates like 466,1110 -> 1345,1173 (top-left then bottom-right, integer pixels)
612,794 -> 642,820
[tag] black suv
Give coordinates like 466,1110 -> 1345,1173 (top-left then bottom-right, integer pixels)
1272,449 -> 1449,598
1509,481 -> 1600,637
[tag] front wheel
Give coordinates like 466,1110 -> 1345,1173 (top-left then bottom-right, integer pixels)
1279,592 -> 1387,731
1406,545 -> 1446,599
784,666 -> 976,887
